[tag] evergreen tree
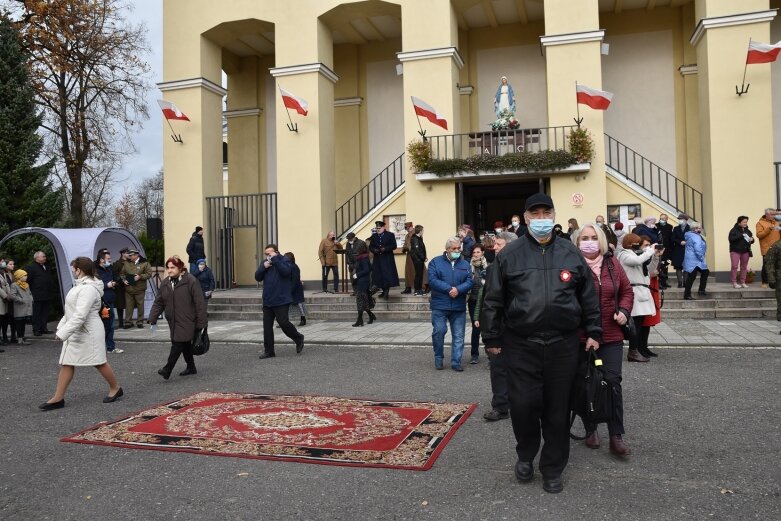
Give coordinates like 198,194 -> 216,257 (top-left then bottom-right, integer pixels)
0,14 -> 63,248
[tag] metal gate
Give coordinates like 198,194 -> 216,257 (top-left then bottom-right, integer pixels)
206,193 -> 277,289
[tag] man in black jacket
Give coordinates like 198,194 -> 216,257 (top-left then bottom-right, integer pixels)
186,226 -> 205,274
25,251 -> 55,336
480,193 -> 602,494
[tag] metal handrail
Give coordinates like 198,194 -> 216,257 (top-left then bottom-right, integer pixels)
775,162 -> 781,209
426,125 -> 578,161
605,134 -> 704,222
335,154 -> 405,237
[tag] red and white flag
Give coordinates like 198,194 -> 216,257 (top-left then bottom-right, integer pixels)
746,41 -> 781,64
576,84 -> 613,110
279,87 -> 308,116
157,100 -> 190,121
411,96 -> 448,130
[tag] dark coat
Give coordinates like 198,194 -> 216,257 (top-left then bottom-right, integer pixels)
354,254 -> 371,292
186,233 -> 205,264
148,272 -> 207,343
369,231 -> 399,288
255,254 -> 294,307
728,225 -> 754,254
427,254 -> 473,312
94,261 -> 117,305
290,263 -> 305,304
345,238 -> 367,269
24,261 -> 54,301
480,233 -> 602,345
111,258 -> 126,309
461,235 -> 476,259
410,234 -> 426,263
193,266 -> 216,295
655,222 -> 673,250
633,224 -> 658,244
670,223 -> 690,268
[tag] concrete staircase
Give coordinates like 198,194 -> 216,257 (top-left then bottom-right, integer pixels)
206,284 -> 778,321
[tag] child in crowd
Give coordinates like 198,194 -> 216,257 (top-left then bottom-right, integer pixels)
10,270 -> 33,344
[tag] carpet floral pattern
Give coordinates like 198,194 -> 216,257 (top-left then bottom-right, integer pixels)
63,392 -> 476,470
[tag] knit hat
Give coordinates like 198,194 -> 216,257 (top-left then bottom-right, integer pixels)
14,269 -> 27,281
196,258 -> 207,266
195,226 -> 203,233
677,212 -> 690,220
614,222 -> 624,230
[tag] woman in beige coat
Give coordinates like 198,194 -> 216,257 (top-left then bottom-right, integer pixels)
39,257 -> 123,410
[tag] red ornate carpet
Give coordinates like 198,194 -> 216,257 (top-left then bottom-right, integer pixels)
62,392 -> 476,470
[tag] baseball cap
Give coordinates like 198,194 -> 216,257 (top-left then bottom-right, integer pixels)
524,193 -> 554,211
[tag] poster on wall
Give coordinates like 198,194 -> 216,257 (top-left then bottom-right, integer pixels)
607,204 -> 641,231
385,214 -> 407,250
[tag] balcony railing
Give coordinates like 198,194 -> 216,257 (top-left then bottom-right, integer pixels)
335,154 -> 405,238
605,135 -> 703,222
426,125 -> 578,161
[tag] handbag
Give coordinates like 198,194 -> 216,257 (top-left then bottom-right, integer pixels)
606,258 -> 637,343
191,327 -> 210,356
570,350 -> 615,439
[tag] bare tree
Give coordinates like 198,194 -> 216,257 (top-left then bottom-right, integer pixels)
135,168 -> 164,221
9,0 -> 151,227
114,188 -> 142,233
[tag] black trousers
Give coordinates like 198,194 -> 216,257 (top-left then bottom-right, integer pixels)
762,255 -> 769,284
322,265 -> 339,292
14,318 -> 26,339
684,267 -> 709,297
486,347 -> 509,413
32,300 -> 51,334
262,304 -> 303,355
630,316 -> 651,357
1,312 -> 16,341
163,340 -> 195,372
582,341 -> 625,436
503,332 -> 579,479
412,259 -> 425,292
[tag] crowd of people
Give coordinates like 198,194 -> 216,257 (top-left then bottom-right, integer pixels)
11,203 -> 781,494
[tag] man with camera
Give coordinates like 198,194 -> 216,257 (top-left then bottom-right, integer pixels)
255,244 -> 305,359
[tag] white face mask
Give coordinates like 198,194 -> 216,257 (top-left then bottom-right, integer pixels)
494,228 -> 502,234
511,220 -> 520,227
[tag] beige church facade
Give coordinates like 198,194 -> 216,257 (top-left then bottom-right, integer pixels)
159,0 -> 781,286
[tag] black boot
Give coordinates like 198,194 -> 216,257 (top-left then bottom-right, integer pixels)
367,311 -> 376,324
116,316 -> 124,329
299,316 -> 306,327
352,312 -> 364,327
676,270 -> 684,288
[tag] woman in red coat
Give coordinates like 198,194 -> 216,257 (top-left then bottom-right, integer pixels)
573,223 -> 634,456
639,236 -> 662,356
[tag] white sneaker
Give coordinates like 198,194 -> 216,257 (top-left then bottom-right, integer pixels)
741,283 -> 749,288
109,348 -> 124,354
733,283 -> 741,289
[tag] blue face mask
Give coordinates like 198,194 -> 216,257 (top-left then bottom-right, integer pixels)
529,219 -> 555,238
450,251 -> 461,260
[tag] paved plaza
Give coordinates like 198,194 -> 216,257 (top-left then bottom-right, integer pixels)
0,320 -> 779,520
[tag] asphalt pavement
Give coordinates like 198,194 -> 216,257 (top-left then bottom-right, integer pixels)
0,328 -> 779,520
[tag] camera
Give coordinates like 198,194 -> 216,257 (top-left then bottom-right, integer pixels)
654,244 -> 664,251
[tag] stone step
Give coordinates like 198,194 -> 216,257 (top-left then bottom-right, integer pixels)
662,298 -> 776,309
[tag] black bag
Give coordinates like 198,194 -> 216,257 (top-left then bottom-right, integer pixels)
570,350 -> 615,439
191,327 -> 210,356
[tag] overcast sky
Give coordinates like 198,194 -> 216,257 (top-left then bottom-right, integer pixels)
122,0 -> 163,183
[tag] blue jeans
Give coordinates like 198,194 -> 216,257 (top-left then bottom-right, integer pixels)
431,308 -> 466,368
103,305 -> 116,350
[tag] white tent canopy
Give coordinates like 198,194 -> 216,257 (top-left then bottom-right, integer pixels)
0,227 -> 157,307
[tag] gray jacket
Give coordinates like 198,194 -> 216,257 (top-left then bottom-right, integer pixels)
11,283 -> 33,317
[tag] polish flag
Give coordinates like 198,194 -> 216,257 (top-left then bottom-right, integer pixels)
411,96 -> 448,130
279,87 -> 308,116
746,41 -> 781,64
576,84 -> 614,110
157,100 -> 190,121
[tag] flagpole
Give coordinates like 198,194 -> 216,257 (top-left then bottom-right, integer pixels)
574,81 -> 583,127
412,96 -> 427,139
737,38 -> 751,96
165,117 -> 182,143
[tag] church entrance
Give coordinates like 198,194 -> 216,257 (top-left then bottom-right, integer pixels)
458,179 -> 546,235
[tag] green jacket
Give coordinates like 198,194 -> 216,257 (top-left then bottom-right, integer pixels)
120,258 -> 153,293
765,241 -> 781,285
